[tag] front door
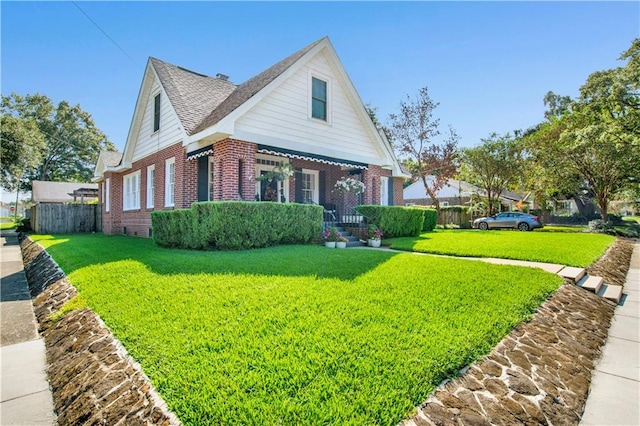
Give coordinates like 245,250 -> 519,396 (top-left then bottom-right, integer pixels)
260,171 -> 279,202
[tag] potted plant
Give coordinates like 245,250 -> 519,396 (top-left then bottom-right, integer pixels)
336,236 -> 348,249
368,225 -> 383,248
322,227 -> 340,248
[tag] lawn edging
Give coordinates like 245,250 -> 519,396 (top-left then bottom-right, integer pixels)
19,234 -> 181,426
402,241 -> 630,426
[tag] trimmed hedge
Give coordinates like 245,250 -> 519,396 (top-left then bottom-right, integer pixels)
152,202 -> 323,250
355,205 -> 425,237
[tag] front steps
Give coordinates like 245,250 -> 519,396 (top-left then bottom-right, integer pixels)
559,267 -> 623,304
322,225 -> 363,248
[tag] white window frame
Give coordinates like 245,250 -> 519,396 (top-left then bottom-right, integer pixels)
208,157 -> 215,201
380,176 -> 389,206
308,70 -> 331,124
301,169 -> 319,204
165,157 -> 175,207
104,179 -> 110,212
123,170 -> 141,211
146,165 -> 155,208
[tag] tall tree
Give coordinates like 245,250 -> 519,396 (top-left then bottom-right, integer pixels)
1,93 -> 115,189
0,114 -> 46,191
460,133 -> 525,216
387,87 -> 459,211
523,38 -> 640,220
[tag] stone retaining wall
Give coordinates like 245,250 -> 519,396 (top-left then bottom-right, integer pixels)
19,236 -> 181,426
403,255 -> 619,425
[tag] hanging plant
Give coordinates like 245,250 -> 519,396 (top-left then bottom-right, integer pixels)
333,176 -> 365,195
256,162 -> 295,182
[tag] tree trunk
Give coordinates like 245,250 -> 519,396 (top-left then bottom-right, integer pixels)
422,177 -> 440,213
597,195 -> 608,221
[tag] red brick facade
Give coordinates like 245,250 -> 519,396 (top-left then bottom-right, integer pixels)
100,138 -> 405,236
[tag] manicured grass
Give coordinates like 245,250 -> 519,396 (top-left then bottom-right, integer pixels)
622,216 -> 640,224
34,234 -> 561,425
538,225 -> 587,233
389,230 -> 615,267
0,221 -> 16,230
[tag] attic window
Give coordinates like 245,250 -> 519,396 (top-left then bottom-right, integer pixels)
153,93 -> 161,132
311,77 -> 327,121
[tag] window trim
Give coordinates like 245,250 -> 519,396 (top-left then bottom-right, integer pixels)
146,165 -> 155,209
165,157 -> 175,207
123,170 -> 141,211
104,178 -> 110,212
301,169 -> 319,205
308,71 -> 331,124
153,93 -> 161,133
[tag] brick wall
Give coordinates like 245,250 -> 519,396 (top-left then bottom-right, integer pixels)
392,177 -> 404,206
102,142 -> 186,236
212,139 -> 257,201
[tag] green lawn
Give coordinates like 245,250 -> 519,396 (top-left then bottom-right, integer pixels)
0,221 -> 16,230
389,230 -> 615,267
33,234 -> 561,426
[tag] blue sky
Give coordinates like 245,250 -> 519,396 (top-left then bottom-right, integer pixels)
1,1 -> 638,202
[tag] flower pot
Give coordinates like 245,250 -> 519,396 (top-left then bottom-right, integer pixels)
367,239 -> 373,247
370,239 -> 381,248
325,241 -> 336,248
336,241 -> 347,249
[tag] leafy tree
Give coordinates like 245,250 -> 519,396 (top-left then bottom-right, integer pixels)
460,133 -> 525,216
365,104 -> 393,144
523,38 -> 640,220
1,93 -> 115,190
387,87 -> 459,211
0,114 -> 46,192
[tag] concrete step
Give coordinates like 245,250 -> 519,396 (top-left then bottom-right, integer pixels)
597,284 -> 624,304
578,275 -> 604,293
346,241 -> 364,248
558,267 -> 586,283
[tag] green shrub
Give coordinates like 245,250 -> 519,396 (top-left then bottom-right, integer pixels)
152,202 -> 323,250
355,205 -> 424,237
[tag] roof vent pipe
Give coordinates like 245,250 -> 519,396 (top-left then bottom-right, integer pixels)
216,73 -> 229,81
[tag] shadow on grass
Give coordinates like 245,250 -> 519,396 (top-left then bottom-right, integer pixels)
34,234 -> 399,281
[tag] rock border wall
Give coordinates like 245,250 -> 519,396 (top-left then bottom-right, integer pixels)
19,235 -> 181,426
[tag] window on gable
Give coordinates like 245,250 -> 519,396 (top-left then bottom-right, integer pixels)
311,77 -> 327,121
123,171 -> 141,211
153,93 -> 161,132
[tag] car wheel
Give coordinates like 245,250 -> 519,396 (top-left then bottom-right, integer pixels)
517,222 -> 530,231
478,222 -> 489,230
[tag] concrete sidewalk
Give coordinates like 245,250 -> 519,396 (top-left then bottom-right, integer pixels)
581,242 -> 640,426
0,230 -> 56,425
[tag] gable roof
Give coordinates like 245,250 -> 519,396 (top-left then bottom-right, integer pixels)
32,180 -> 98,203
192,37 -> 326,133
150,58 -> 237,135
100,150 -> 123,167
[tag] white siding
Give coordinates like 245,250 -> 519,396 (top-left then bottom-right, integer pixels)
235,51 -> 383,161
132,77 -> 184,162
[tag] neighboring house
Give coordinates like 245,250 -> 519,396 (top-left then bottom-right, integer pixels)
93,37 -> 409,237
403,177 -> 528,211
31,180 -> 99,204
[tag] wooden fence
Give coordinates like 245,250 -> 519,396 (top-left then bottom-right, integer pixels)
438,209 -> 472,228
31,204 -> 102,234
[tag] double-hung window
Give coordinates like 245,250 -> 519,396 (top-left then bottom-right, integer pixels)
165,158 -> 175,207
146,165 -> 155,208
301,169 -> 319,204
104,178 -> 110,212
123,171 -> 141,211
311,77 -> 327,121
153,93 -> 161,132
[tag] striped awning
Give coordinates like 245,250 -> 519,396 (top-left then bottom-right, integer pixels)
257,145 -> 368,169
186,145 -> 213,160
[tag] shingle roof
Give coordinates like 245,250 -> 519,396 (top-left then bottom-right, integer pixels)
101,150 -> 123,167
150,58 -> 237,135
191,37 -> 326,134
